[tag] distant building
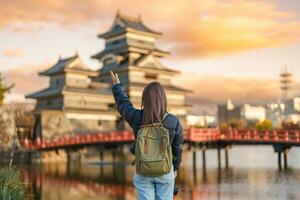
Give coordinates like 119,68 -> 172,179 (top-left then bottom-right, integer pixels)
265,68 -> 300,127
218,99 -> 266,126
281,97 -> 300,124
284,97 -> 300,114
26,12 -> 191,139
280,66 -> 293,100
266,97 -> 300,127
265,101 -> 285,128
186,114 -> 217,127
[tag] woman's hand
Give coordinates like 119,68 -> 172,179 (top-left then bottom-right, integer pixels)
110,71 -> 120,85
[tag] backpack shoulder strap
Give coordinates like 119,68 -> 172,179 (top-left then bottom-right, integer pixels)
139,113 -> 169,129
162,112 -> 169,121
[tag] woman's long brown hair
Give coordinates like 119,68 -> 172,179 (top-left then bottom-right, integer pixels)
141,82 -> 167,125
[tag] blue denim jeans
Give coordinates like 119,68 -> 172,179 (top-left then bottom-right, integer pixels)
133,168 -> 175,200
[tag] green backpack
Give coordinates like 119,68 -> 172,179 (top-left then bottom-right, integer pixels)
135,113 -> 172,177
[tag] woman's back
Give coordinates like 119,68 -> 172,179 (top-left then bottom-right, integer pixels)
110,71 -> 183,200
111,83 -> 183,171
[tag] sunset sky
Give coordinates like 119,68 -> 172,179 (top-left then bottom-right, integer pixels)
1,0 -> 300,107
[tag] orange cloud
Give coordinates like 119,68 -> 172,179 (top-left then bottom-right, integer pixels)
2,63 -> 49,95
2,48 -> 23,58
1,0 -> 300,57
175,72 -> 299,104
164,1 -> 300,57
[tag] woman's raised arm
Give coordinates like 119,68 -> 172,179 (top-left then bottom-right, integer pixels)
110,71 -> 140,127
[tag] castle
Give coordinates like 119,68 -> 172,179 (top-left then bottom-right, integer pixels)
26,12 -> 191,140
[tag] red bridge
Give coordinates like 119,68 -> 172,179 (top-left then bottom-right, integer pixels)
23,128 -> 300,150
22,128 -> 300,169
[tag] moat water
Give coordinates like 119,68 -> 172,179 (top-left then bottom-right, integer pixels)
6,145 -> 300,200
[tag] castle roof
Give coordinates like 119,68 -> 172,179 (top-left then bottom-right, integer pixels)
91,45 -> 169,60
98,12 -> 162,38
130,82 -> 192,94
39,54 -> 98,77
26,85 -> 111,99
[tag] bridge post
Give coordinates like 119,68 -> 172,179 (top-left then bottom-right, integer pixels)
202,148 -> 207,182
99,147 -> 104,163
66,149 -> 81,165
202,149 -> 206,171
283,151 -> 288,169
98,145 -> 105,176
225,147 -> 229,169
274,145 -> 291,170
78,149 -> 82,164
66,151 -> 71,172
26,151 -> 33,164
193,150 -> 197,173
192,148 -> 197,185
283,148 -> 290,169
120,144 -> 124,154
278,152 -> 282,170
112,149 -> 116,162
217,147 -> 221,169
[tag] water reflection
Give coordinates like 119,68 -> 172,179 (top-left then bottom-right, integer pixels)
17,147 -> 300,200
22,162 -> 134,200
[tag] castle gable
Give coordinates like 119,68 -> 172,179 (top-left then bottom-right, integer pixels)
135,53 -> 164,69
39,54 -> 96,76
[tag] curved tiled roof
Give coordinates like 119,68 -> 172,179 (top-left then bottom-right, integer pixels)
130,82 -> 192,93
98,12 -> 162,38
91,45 -> 169,60
26,84 -> 112,99
39,54 -> 97,76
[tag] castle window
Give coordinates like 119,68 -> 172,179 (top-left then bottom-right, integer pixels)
145,73 -> 157,80
103,57 -> 113,64
138,39 -> 147,44
108,103 -> 115,108
112,40 -> 120,45
56,79 -> 60,86
80,99 -> 87,105
98,120 -> 102,126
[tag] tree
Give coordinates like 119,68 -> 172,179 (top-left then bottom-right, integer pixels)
0,73 -> 14,107
0,103 -> 35,149
281,121 -> 300,130
254,118 -> 273,131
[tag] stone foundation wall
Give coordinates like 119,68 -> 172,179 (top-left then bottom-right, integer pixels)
36,110 -> 117,140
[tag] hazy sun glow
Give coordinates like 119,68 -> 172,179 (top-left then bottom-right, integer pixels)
1,0 -> 300,104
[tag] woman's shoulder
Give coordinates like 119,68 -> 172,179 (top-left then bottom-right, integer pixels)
165,112 -> 177,120
164,112 -> 180,128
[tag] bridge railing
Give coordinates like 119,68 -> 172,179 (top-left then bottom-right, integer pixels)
23,131 -> 135,150
221,129 -> 300,143
184,127 -> 221,142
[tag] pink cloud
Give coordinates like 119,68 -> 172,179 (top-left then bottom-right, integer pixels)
2,48 -> 23,58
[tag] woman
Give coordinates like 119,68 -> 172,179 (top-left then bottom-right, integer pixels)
110,71 -> 183,200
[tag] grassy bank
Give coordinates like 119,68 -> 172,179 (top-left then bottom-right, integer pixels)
0,168 -> 26,200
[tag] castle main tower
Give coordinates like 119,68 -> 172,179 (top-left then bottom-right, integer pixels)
92,12 -> 191,123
